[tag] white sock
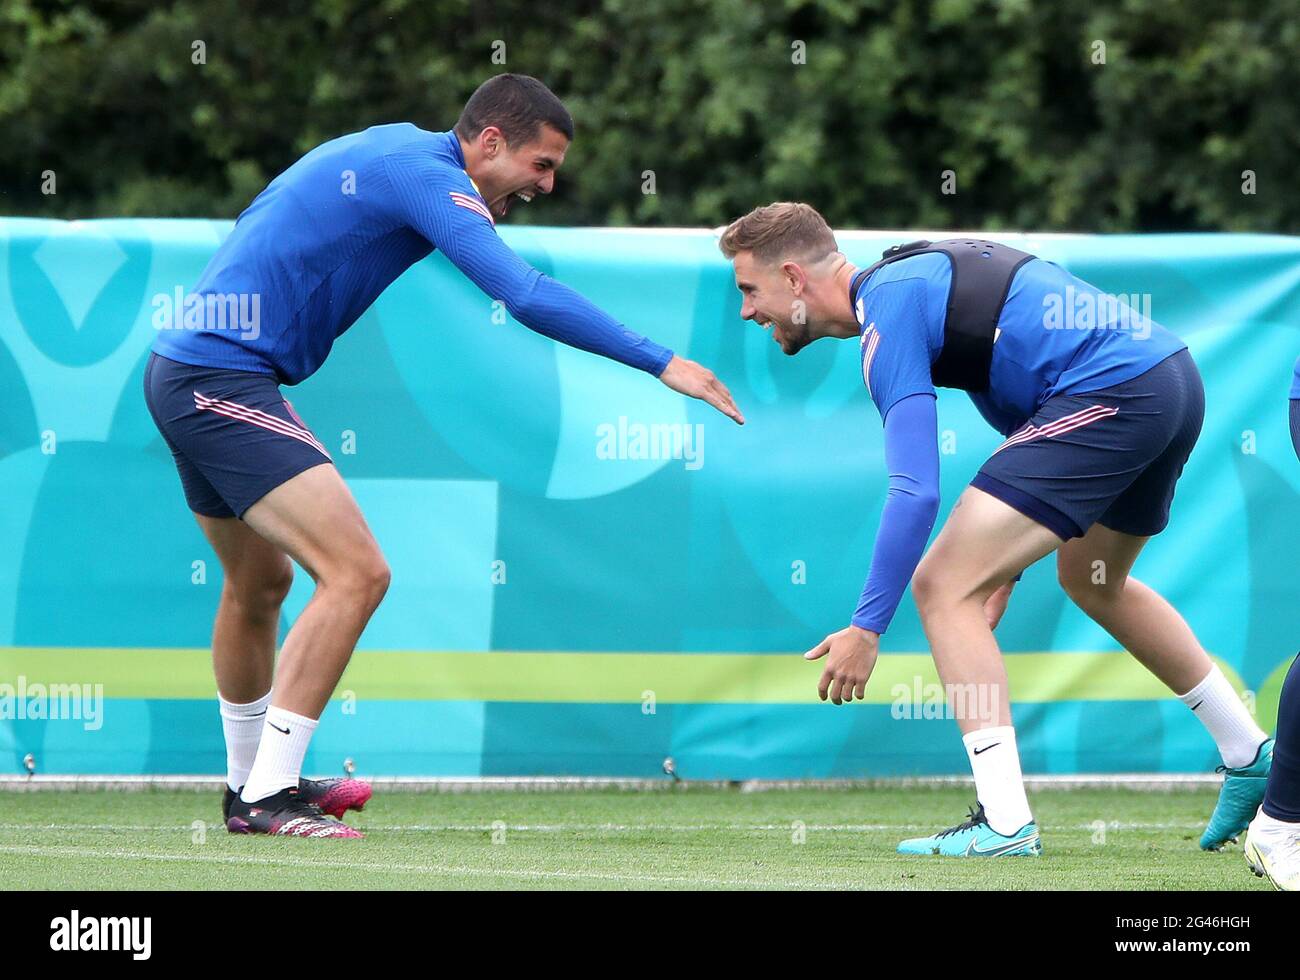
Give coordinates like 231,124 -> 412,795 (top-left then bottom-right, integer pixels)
1251,805 -> 1300,837
240,706 -> 319,804
1178,665 -> 1268,769
964,726 -> 1034,836
218,690 -> 272,792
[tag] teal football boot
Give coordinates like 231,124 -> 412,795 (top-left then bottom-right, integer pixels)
1200,738 -> 1274,851
897,803 -> 1042,857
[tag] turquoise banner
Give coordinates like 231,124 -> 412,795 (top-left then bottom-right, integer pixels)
0,219 -> 1297,777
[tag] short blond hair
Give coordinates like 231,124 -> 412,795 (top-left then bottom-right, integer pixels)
718,202 -> 838,264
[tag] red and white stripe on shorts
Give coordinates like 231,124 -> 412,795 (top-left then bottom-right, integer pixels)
992,404 -> 1119,455
193,391 -> 332,460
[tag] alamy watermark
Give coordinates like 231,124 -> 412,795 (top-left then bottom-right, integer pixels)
152,287 -> 261,340
0,676 -> 104,731
1042,287 -> 1152,339
49,910 -> 150,960
596,416 -> 704,470
890,678 -> 999,725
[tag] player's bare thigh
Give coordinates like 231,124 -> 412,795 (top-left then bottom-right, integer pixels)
239,462 -> 389,597
912,486 -> 1062,610
194,511 -> 295,610
1056,522 -> 1149,601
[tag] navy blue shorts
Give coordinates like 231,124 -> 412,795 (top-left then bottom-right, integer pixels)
1290,398 -> 1300,459
143,353 -> 332,519
972,348 -> 1204,540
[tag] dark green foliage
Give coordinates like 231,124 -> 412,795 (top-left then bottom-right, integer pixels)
2,0 -> 1295,230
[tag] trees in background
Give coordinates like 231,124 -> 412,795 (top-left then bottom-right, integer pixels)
2,0 -> 1296,231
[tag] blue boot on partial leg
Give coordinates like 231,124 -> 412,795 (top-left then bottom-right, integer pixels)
1201,738 -> 1273,851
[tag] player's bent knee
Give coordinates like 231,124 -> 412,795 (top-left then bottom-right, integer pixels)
225,559 -> 294,617
914,554 -> 1002,621
1058,566 -> 1122,612
266,559 -> 295,605
328,550 -> 391,612
911,556 -> 952,619
366,556 -> 392,606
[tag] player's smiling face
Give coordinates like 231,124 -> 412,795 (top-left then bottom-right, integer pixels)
731,251 -> 813,355
472,124 -> 569,220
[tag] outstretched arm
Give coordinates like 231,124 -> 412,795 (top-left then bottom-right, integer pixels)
657,355 -> 744,425
806,392 -> 941,704
382,149 -> 744,423
851,392 -> 942,634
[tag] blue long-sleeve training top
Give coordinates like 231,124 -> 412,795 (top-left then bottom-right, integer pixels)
152,124 -> 673,385
850,251 -> 1187,634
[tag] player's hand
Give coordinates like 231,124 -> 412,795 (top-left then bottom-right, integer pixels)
658,355 -> 745,425
983,581 -> 1015,630
805,625 -> 879,705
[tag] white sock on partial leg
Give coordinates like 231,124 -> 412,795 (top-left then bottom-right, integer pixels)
1251,805 -> 1300,838
240,706 -> 319,804
218,690 -> 272,793
964,726 -> 1034,836
1178,665 -> 1268,769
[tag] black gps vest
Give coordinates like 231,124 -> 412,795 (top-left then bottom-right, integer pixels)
848,239 -> 1034,393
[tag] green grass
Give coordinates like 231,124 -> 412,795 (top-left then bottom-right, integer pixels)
0,785 -> 1272,890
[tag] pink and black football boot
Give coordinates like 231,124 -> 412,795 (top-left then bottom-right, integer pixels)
225,785 -> 363,838
298,776 -> 373,820
222,776 -> 372,824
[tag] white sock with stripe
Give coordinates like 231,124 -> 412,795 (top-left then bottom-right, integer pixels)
240,706 -> 319,804
218,690 -> 271,793
964,726 -> 1034,836
1178,665 -> 1268,769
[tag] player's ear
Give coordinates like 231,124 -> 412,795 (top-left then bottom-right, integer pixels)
479,126 -> 505,158
781,260 -> 806,295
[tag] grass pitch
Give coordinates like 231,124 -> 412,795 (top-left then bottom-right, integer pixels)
0,784 -> 1271,890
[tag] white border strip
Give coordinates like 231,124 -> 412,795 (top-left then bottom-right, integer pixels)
0,773 -> 1220,793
